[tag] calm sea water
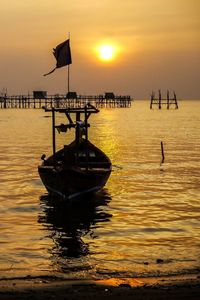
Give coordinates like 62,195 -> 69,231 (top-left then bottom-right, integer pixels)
0,100 -> 200,280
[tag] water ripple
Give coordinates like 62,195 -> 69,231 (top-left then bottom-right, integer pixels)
0,103 -> 200,279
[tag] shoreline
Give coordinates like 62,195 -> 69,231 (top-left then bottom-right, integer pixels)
0,274 -> 200,299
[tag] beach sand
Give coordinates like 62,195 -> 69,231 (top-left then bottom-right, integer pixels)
0,274 -> 200,300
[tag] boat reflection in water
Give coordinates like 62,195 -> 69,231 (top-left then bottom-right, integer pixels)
38,189 -> 112,274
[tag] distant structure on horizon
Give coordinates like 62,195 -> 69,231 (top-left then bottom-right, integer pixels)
150,90 -> 178,109
0,90 -> 132,109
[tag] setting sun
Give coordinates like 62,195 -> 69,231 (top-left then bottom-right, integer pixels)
98,45 -> 116,62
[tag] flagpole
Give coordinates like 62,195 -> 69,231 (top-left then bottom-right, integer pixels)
67,32 -> 70,93
68,64 -> 70,93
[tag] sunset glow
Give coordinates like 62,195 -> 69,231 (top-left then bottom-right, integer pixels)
0,0 -> 199,98
98,45 -> 115,62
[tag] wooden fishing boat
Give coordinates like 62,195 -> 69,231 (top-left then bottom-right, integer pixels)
38,104 -> 112,199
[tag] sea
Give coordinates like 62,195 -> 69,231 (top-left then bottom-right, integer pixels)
0,100 -> 200,280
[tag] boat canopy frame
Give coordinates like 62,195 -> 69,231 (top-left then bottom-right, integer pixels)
43,103 -> 99,156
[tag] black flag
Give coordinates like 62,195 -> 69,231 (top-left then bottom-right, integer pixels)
44,39 -> 72,76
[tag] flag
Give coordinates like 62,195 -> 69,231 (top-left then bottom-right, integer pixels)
44,39 -> 72,76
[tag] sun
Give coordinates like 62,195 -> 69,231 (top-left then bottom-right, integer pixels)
98,45 -> 115,62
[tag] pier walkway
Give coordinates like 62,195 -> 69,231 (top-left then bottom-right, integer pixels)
0,92 -> 132,109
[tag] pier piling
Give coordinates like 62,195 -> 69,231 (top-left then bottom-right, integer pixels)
150,90 -> 178,109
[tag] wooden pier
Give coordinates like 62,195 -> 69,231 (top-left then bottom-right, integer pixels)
0,91 -> 132,109
150,90 -> 178,109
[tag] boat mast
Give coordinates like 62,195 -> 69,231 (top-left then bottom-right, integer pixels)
52,108 -> 56,156
84,106 -> 88,142
84,105 -> 89,170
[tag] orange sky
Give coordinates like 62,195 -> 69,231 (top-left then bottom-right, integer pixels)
0,0 -> 199,98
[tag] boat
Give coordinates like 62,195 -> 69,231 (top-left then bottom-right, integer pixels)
38,104 -> 112,200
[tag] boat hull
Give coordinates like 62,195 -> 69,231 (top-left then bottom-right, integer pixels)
38,165 -> 111,199
38,140 -> 112,199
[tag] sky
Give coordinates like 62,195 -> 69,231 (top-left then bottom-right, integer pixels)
0,0 -> 199,99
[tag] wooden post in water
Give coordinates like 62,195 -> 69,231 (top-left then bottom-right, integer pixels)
158,90 -> 162,109
174,92 -> 178,109
161,141 -> 165,164
3,96 -> 7,109
167,90 -> 170,109
150,91 -> 154,109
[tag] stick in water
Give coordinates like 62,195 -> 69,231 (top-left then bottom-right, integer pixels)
161,141 -> 165,164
